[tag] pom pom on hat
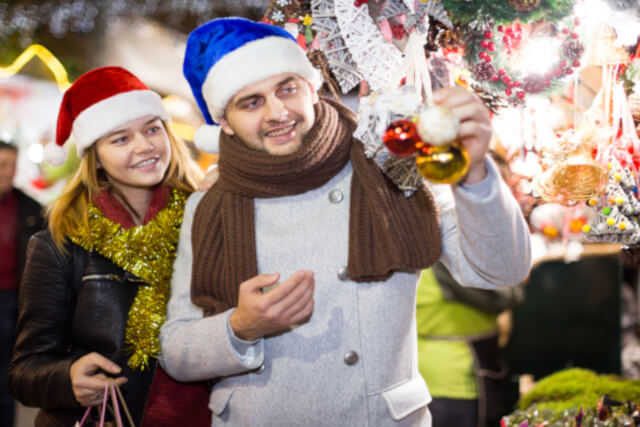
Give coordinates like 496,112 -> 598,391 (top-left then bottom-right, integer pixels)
193,124 -> 221,154
51,66 -> 170,165
43,141 -> 68,167
183,17 -> 322,126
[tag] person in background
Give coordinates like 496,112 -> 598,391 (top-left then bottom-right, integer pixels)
417,263 -> 524,427
8,66 -> 211,426
0,140 -> 45,427
160,17 -> 531,426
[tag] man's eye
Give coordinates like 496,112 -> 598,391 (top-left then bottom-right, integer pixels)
279,85 -> 297,96
242,99 -> 262,109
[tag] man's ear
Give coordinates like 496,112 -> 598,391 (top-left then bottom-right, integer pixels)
219,118 -> 235,136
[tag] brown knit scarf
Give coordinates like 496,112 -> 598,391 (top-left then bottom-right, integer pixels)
191,97 -> 442,316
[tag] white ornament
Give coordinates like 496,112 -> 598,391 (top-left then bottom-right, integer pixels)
271,10 -> 285,22
417,105 -> 459,146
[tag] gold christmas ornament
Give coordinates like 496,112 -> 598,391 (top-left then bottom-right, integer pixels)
550,154 -> 607,202
416,142 -> 470,184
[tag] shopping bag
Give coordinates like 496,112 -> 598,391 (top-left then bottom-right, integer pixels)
75,380 -> 136,427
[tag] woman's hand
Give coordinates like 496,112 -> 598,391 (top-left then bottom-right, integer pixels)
70,352 -> 128,407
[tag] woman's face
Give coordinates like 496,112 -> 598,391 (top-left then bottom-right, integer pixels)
95,115 -> 171,198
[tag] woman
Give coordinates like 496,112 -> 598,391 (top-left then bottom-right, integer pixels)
8,66 -> 210,426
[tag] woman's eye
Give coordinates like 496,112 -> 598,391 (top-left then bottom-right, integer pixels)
112,136 -> 128,144
146,126 -> 160,134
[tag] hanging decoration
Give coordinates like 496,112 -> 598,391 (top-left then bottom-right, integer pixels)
309,0 -> 451,94
466,17 -> 585,104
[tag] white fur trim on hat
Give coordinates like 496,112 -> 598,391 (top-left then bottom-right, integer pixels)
193,124 -> 221,154
44,141 -> 68,166
201,36 -> 323,122
72,90 -> 170,156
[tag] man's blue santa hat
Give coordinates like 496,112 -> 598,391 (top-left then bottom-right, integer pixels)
183,17 -> 323,153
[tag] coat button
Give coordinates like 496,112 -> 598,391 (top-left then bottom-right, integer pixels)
328,189 -> 344,204
255,363 -> 265,374
344,351 -> 359,366
337,266 -> 348,281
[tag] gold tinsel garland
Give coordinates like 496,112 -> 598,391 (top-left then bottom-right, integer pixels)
68,189 -> 187,370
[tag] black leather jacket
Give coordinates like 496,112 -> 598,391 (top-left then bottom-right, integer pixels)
9,230 -> 157,427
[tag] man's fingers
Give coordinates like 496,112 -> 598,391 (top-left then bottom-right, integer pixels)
262,270 -> 310,305
241,273 -> 280,294
289,297 -> 315,324
280,284 -> 315,322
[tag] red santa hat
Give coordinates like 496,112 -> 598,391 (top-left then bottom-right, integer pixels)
45,66 -> 170,166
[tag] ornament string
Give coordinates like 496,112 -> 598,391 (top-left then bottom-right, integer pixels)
387,30 -> 434,106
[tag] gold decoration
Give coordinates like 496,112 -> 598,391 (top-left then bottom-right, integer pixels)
415,142 -> 471,184
533,127 -> 607,204
588,24 -> 630,66
68,189 -> 187,370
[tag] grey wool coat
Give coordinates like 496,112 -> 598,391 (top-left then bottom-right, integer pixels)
160,158 -> 531,427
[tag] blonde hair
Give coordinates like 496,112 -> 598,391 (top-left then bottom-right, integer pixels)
47,121 -> 203,251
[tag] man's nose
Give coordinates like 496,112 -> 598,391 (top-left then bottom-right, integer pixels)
264,97 -> 288,121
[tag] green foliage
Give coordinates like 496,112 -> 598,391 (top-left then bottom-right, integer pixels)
441,0 -> 574,26
518,368 -> 640,412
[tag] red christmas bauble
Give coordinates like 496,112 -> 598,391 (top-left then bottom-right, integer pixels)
382,120 -> 420,158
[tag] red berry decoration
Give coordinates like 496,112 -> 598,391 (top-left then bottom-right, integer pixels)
382,120 -> 419,158
491,75 -> 499,82
573,60 -> 580,67
505,88 -> 512,96
497,25 -> 504,32
488,42 -> 496,52
484,30 -> 493,39
516,91 -> 525,99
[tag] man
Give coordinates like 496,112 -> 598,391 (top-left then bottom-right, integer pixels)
160,17 -> 531,426
0,140 -> 44,427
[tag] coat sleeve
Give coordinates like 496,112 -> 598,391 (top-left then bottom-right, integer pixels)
8,231 -> 82,409
160,192 -> 264,382
435,157 -> 532,289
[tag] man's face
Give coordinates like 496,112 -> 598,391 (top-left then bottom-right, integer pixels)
220,73 -> 318,156
0,148 -> 17,198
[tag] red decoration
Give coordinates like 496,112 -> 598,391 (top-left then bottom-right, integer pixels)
382,120 -> 420,158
